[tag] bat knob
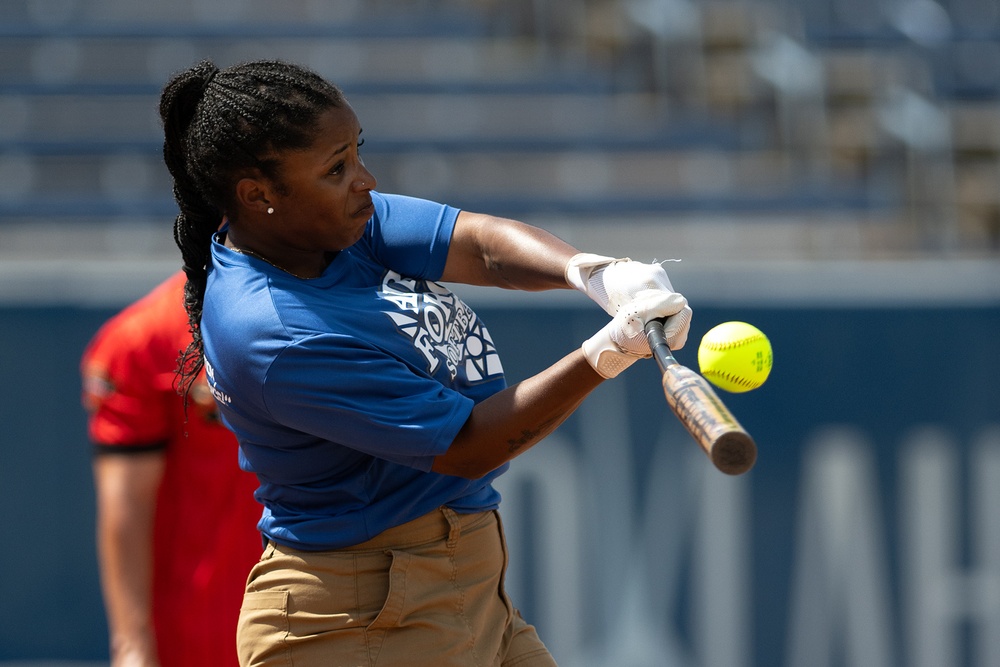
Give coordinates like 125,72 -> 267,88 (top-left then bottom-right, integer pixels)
711,432 -> 758,475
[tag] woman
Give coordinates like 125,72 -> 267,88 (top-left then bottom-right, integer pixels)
159,59 -> 691,666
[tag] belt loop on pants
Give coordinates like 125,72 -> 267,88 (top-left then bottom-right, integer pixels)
440,507 -> 461,549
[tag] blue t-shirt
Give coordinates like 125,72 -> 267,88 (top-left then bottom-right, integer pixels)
202,192 -> 508,550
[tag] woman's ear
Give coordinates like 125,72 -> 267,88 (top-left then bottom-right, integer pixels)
234,176 -> 273,215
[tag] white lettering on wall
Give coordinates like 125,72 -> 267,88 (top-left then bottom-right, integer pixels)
494,433 -> 584,661
497,390 -> 1000,667
901,426 -> 1000,667
785,426 -> 895,667
497,380 -> 751,667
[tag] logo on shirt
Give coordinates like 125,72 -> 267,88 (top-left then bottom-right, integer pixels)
81,366 -> 115,413
204,358 -> 232,407
381,271 -> 503,383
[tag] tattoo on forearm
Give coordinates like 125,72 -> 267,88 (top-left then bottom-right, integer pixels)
507,428 -> 540,454
507,414 -> 562,454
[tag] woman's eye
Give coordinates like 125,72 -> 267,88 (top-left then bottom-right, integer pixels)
329,162 -> 344,175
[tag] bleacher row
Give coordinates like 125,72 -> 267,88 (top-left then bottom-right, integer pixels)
1,0 -> 998,260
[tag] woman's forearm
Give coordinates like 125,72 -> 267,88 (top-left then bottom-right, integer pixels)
431,349 -> 604,478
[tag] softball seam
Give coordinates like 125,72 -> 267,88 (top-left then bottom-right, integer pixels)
700,334 -> 767,351
701,369 -> 763,389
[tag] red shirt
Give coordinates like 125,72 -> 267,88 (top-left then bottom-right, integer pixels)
82,271 -> 262,667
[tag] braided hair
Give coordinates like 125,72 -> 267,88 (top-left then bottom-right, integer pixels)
158,59 -> 347,395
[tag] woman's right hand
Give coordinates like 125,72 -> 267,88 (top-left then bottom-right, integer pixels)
582,289 -> 690,378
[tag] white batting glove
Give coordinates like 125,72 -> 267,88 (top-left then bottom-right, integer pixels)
583,289 -> 691,378
566,253 -> 679,315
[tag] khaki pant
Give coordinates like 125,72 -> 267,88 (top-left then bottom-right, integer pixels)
237,508 -> 557,667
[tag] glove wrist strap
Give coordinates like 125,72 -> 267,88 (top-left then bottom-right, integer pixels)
565,253 -> 617,293
582,333 -> 640,379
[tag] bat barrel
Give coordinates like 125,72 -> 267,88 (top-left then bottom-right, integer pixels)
661,365 -> 758,475
646,318 -> 758,476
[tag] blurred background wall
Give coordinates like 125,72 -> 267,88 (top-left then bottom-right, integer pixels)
0,0 -> 998,665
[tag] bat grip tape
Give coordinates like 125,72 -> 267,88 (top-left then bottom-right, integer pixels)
644,318 -> 676,373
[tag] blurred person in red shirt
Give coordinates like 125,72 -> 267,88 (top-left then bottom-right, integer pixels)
81,270 -> 262,666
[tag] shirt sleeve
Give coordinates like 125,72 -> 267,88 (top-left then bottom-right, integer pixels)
368,193 -> 460,280
261,332 -> 474,471
81,307 -> 175,449
82,322 -> 173,447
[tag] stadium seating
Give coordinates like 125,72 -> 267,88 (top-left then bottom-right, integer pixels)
0,0 -> 997,258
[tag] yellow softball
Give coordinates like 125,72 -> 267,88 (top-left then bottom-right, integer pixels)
698,321 -> 772,393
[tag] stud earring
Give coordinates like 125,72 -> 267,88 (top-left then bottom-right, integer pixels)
267,207 -> 274,215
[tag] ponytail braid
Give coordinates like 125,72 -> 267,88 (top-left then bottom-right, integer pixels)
158,59 -> 346,396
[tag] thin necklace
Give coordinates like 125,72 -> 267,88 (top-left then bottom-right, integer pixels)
230,246 -> 313,280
